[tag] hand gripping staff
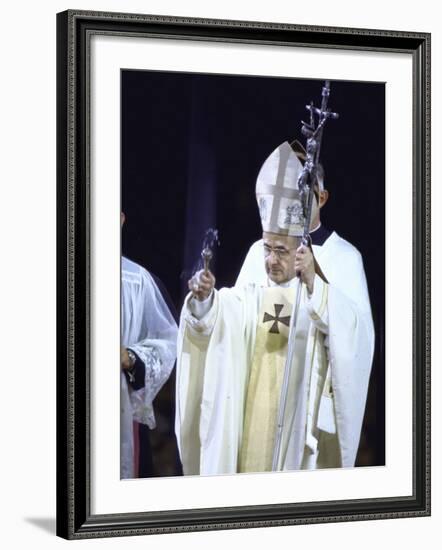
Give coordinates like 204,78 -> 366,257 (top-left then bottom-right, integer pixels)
272,81 -> 339,471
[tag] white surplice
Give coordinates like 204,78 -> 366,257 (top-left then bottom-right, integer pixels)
175,232 -> 374,475
121,257 -> 178,479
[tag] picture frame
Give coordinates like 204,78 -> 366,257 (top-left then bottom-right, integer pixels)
56,9 -> 430,539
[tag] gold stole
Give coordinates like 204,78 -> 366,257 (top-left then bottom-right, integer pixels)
239,286 -> 295,473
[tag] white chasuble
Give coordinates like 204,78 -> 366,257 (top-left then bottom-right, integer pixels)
176,274 -> 351,476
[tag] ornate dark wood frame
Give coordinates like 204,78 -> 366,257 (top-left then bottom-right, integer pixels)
56,9 -> 431,540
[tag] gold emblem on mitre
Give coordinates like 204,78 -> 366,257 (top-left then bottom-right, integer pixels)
255,141 -> 305,237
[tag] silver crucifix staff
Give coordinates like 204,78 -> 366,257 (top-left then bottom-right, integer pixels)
272,81 -> 339,471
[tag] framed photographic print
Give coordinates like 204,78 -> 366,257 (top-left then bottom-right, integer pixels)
56,9 -> 430,539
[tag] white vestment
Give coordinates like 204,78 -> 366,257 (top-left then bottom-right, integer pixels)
121,256 -> 178,479
175,232 -> 374,475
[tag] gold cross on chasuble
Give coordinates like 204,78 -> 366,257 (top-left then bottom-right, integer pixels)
263,304 -> 291,334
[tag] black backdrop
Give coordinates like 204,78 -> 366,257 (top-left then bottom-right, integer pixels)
121,70 -> 385,470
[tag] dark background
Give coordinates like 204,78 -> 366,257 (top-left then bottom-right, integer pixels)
121,70 -> 385,472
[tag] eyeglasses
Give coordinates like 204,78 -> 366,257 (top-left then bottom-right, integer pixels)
263,244 -> 296,260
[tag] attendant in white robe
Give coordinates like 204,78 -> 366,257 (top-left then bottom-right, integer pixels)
121,216 -> 178,479
175,142 -> 374,476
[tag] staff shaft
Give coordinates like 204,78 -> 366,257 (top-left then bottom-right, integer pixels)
271,80 -> 337,471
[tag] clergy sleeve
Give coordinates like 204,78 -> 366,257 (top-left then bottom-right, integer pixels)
183,291 -> 218,336
128,344 -> 173,427
305,275 -> 329,334
124,267 -> 178,429
188,291 -> 214,320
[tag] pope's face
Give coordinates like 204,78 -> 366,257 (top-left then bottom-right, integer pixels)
263,232 -> 300,284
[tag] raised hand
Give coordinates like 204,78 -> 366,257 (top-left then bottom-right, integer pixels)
294,245 -> 315,294
188,269 -> 216,301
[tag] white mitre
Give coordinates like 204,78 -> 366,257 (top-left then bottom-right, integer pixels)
255,141 -> 306,237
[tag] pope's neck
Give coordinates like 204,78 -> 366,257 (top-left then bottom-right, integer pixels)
268,277 -> 297,288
